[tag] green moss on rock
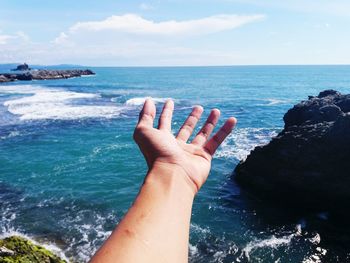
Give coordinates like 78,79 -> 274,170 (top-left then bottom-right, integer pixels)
0,236 -> 66,263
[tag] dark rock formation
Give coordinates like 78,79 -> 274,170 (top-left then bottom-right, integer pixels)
0,236 -> 66,263
0,69 -> 95,83
234,90 -> 350,214
0,75 -> 13,82
12,63 -> 31,71
30,69 -> 95,80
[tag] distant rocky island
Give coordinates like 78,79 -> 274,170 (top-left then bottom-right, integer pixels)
12,62 -> 31,71
234,90 -> 350,215
0,63 -> 95,83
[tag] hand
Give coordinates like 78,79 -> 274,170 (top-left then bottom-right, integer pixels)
133,99 -> 236,193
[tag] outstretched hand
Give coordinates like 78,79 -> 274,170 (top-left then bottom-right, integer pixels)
133,99 -> 236,193
91,98 -> 236,263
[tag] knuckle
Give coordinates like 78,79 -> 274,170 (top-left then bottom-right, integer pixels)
160,115 -> 168,120
201,130 -> 209,138
182,124 -> 193,133
133,125 -> 146,140
206,121 -> 215,129
187,120 -> 196,128
213,134 -> 221,143
133,130 -> 139,141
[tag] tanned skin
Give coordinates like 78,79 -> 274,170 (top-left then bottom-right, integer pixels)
90,99 -> 236,263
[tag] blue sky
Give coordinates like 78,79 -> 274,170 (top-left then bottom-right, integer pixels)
0,0 -> 350,66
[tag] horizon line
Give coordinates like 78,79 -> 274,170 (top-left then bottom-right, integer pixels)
2,63 -> 350,68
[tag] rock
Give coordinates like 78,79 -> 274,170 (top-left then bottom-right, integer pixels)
318,89 -> 341,98
0,236 -> 66,263
0,69 -> 95,83
12,63 -> 31,71
283,91 -> 344,127
0,246 -> 14,256
15,72 -> 33,81
0,75 -> 13,83
29,69 -> 94,80
234,90 -> 350,214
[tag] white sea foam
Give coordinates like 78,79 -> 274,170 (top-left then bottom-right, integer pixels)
215,127 -> 279,161
62,212 -> 113,262
0,131 -> 21,140
189,223 -> 240,262
0,85 -> 44,95
302,246 -> 327,263
189,243 -> 199,257
1,197 -> 114,263
240,225 -> 326,262
125,97 -> 172,106
190,223 -> 211,236
257,98 -> 290,106
242,234 -> 294,260
0,85 -> 123,120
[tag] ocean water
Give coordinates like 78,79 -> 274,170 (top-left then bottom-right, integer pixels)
1,66 -> 350,262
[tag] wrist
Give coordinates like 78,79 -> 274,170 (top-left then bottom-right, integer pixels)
144,161 -> 197,199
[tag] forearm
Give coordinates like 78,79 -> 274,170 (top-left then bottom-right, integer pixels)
90,163 -> 195,263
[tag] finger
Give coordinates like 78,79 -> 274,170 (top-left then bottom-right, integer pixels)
137,98 -> 156,128
204,117 -> 237,156
176,106 -> 203,142
192,109 -> 220,146
158,99 -> 174,131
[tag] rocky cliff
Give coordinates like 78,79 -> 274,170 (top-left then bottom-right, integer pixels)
234,90 -> 350,214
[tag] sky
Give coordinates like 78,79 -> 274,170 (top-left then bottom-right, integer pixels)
0,0 -> 350,66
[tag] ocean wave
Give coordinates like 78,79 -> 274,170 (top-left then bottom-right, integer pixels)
0,193 -> 116,263
256,98 -> 291,106
65,212 -> 114,262
242,233 -> 296,260
240,226 -> 327,263
125,97 -> 172,106
0,85 -> 124,121
189,223 -> 239,262
0,130 -> 21,140
0,198 -> 69,262
215,127 -> 280,161
302,246 -> 327,263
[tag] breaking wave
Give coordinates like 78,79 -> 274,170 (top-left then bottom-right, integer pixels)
215,127 -> 280,161
0,85 -> 124,121
125,97 -> 172,106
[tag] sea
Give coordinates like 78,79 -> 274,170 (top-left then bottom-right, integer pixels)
1,65 -> 350,262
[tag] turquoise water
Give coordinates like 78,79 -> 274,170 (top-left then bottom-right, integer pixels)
1,66 -> 350,262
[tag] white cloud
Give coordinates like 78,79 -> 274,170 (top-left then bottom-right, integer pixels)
0,31 -> 30,45
66,13 -> 264,37
0,34 -> 14,45
1,14 -> 266,66
53,32 -> 69,45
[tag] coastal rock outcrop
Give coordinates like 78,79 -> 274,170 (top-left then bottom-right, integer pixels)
0,69 -> 95,83
12,63 -> 31,71
0,236 -> 66,263
0,75 -> 13,83
234,90 -> 350,213
30,69 -> 95,80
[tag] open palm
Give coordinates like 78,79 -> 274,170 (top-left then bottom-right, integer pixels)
133,99 -> 236,193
